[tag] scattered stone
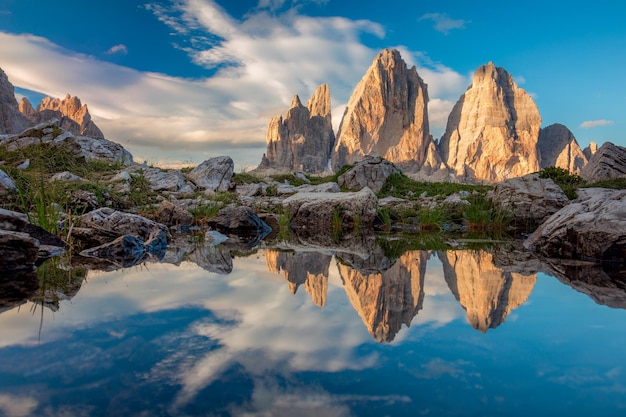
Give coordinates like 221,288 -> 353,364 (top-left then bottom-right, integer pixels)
490,173 -> 569,227
524,188 -> 626,263
205,230 -> 228,246
154,200 -> 194,227
188,156 -> 234,192
50,171 -> 85,182
136,167 -> 195,194
338,156 -> 401,192
0,169 -> 16,195
16,159 -> 29,170
208,206 -> 271,237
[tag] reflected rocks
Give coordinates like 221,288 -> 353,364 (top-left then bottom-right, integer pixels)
265,250 -> 331,306
338,250 -> 428,342
187,244 -> 233,275
0,270 -> 39,313
542,259 -> 626,309
439,250 -> 536,333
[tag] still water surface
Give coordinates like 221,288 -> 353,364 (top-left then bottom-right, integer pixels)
1,245 -> 626,416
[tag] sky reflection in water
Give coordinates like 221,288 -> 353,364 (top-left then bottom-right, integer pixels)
1,248 -> 626,417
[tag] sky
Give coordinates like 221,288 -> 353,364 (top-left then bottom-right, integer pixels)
0,0 -> 624,169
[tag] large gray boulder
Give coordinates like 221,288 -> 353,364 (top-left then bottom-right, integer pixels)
283,187 -> 378,234
580,141 -> 626,183
524,188 -> 626,263
135,167 -> 195,194
188,156 -> 234,192
0,230 -> 40,271
75,208 -> 171,248
337,156 -> 401,192
208,206 -> 271,236
490,173 -> 569,227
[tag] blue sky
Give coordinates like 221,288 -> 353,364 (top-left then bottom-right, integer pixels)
0,0 -> 624,168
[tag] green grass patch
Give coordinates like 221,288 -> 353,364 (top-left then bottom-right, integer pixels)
581,178 -> 626,190
538,166 -> 585,199
378,173 -> 491,199
232,171 -> 264,185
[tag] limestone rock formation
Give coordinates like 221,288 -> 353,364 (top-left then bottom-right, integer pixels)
258,84 -> 335,174
537,123 -> 587,174
0,68 -> 30,134
524,188 -> 626,263
439,250 -> 536,333
338,249 -> 428,342
337,156 -> 401,192
489,173 -> 569,227
332,49 -> 441,174
439,62 -> 541,182
579,142 -> 626,183
22,93 -> 105,139
264,249 -> 332,307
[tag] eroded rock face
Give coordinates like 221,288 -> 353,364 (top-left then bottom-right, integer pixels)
337,156 -> 401,192
524,188 -> 626,263
0,68 -> 30,134
579,142 -> 626,183
25,94 -> 105,139
188,156 -> 234,192
439,62 -> 541,182
332,49 -> 441,174
490,173 -> 569,227
338,249 -> 428,342
439,250 -> 536,333
537,123 -> 587,174
259,84 -> 335,174
265,249 -> 331,307
583,142 -> 598,161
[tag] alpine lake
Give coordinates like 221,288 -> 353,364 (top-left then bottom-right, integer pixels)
1,232 -> 626,417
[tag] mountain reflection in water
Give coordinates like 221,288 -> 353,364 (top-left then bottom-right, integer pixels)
1,241 -> 626,416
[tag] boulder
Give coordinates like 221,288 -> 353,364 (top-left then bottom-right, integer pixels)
580,142 -> 626,183
153,200 -> 194,227
439,62 -> 541,182
0,230 -> 40,270
283,187 -> 378,234
188,156 -> 234,192
50,171 -> 86,182
0,169 -> 16,195
133,167 -> 195,194
208,206 -> 271,236
332,49 -> 441,175
75,207 -> 171,248
490,173 -> 569,227
524,188 -> 626,263
337,156 -> 401,192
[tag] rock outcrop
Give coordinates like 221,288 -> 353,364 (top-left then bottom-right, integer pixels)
489,173 -> 569,227
439,62 -> 541,182
332,49 -> 441,174
337,156 -> 401,192
537,123 -> 587,174
579,142 -> 626,183
338,249 -> 428,342
524,188 -> 626,263
258,84 -> 335,174
583,142 -> 598,160
439,250 -> 536,333
0,68 -> 30,134
22,94 -> 105,139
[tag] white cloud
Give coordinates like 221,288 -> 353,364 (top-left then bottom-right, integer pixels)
580,119 -> 614,128
419,13 -> 469,35
105,44 -> 128,55
0,395 -> 38,417
0,0 -> 468,167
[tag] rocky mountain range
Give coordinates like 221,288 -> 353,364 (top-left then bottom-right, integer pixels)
257,49 -> 618,183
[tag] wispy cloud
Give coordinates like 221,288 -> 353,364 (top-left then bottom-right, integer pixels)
419,13 -> 469,35
580,119 -> 614,128
105,44 -> 128,55
0,0 -> 468,167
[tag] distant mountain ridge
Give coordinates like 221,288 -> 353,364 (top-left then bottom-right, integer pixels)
257,49 -> 599,183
